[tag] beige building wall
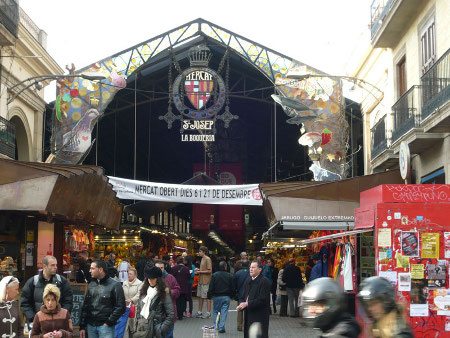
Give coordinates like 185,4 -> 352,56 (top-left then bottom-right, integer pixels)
0,8 -> 62,162
348,0 -> 450,182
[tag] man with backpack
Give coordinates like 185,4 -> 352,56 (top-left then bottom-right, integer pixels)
21,255 -> 73,324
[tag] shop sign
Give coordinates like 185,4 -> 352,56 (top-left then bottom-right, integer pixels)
280,215 -> 354,221
108,176 -> 263,206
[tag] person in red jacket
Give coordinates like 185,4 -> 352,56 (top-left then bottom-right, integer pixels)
155,260 -> 180,338
170,257 -> 191,320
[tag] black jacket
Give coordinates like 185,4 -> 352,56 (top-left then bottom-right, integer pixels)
133,291 -> 175,337
106,259 -> 118,278
241,274 -> 271,338
76,262 -> 91,284
319,312 -> 361,338
136,258 -> 148,281
282,263 -> 305,289
270,266 -> 279,294
207,271 -> 235,299
80,275 -> 126,329
234,267 -> 250,300
20,272 -> 73,323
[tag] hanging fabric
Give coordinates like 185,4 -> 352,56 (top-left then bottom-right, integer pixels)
342,243 -> 354,291
332,244 -> 342,280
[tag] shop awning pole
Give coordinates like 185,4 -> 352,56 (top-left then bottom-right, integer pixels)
262,222 -> 280,239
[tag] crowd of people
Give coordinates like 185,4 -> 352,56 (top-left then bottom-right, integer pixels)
0,249 -> 414,338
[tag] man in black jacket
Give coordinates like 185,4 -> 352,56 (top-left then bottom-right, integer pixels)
234,260 -> 250,331
21,255 -> 73,324
282,258 -> 304,317
106,252 -> 118,279
237,261 -> 271,338
207,261 -> 235,333
267,259 -> 279,314
79,259 -> 126,338
76,251 -> 91,284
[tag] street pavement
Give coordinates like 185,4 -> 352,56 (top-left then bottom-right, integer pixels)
174,299 -> 319,338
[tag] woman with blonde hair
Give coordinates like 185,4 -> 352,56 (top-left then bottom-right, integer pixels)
31,284 -> 73,338
0,276 -> 23,337
122,267 -> 142,336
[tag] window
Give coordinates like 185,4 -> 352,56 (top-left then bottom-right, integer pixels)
421,16 -> 435,74
421,168 -> 445,184
397,56 -> 407,97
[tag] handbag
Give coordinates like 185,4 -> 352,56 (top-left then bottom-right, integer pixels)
129,304 -> 136,318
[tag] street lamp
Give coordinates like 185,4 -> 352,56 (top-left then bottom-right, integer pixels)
285,72 -> 384,103
7,72 -> 107,104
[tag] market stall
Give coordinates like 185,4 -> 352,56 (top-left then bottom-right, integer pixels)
354,184 -> 450,337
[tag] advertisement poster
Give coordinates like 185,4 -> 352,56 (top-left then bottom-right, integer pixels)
402,231 -> 419,257
411,279 -> 428,304
433,289 -> 450,315
378,228 -> 392,247
398,273 -> 412,291
410,304 -> 429,317
411,264 -> 425,279
379,248 -> 392,263
422,233 -> 440,259
396,253 -> 410,268
427,262 -> 447,288
445,233 -> 450,259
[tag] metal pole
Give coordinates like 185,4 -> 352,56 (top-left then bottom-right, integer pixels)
95,123 -> 98,166
134,75 -> 137,180
113,102 -> 117,176
148,102 -> 151,181
274,89 -> 277,182
351,107 -> 354,178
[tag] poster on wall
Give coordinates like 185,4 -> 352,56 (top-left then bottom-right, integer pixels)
398,273 -> 412,292
378,228 -> 392,247
411,264 -> 425,279
396,253 -> 410,268
411,279 -> 428,317
427,262 -> 447,288
401,231 -> 419,257
445,232 -> 450,259
422,233 -> 440,259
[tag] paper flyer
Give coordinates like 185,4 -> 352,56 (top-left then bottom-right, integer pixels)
398,273 -> 411,291
396,253 -> 410,268
379,248 -> 392,263
446,317 -> 450,331
378,228 -> 392,247
401,231 -> 419,257
421,233 -> 439,259
410,304 -> 429,317
411,264 -> 425,279
445,233 -> 450,259
379,270 -> 397,285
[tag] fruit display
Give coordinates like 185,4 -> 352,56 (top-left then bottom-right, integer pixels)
0,256 -> 18,276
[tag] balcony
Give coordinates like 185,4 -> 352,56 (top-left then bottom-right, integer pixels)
370,116 -> 389,160
0,116 -> 16,159
370,0 -> 423,48
391,86 -> 421,144
0,0 -> 18,45
421,47 -> 450,130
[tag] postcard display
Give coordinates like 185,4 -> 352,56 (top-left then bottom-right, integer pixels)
354,185 -> 450,337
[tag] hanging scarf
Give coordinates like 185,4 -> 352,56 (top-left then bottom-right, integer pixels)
140,286 -> 157,319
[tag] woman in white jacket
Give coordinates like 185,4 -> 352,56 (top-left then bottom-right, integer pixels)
122,268 -> 142,337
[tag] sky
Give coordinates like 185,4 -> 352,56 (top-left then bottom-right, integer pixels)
19,0 -> 372,102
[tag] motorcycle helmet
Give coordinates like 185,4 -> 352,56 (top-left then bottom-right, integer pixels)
357,276 -> 396,320
301,277 -> 344,330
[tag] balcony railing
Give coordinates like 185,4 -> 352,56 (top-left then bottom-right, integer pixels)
421,47 -> 450,121
370,0 -> 394,38
371,116 -> 389,160
0,0 -> 19,37
391,86 -> 421,143
0,116 -> 16,158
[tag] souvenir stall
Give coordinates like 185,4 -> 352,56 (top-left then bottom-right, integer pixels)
354,184 -> 450,337
94,232 -> 143,266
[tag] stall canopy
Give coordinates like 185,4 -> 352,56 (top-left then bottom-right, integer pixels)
0,158 -> 122,229
260,169 -> 403,234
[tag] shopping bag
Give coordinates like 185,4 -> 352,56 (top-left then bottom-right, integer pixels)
129,304 -> 136,318
298,290 -> 303,307
114,305 -> 130,338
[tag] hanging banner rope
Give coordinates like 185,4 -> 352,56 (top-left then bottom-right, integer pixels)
108,176 -> 263,206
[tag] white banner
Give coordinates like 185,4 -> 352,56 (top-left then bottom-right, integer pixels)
108,176 -> 263,206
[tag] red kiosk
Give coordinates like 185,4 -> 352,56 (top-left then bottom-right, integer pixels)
354,184 -> 450,337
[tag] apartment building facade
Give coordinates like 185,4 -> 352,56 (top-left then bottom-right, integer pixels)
0,1 -> 62,162
349,0 -> 450,183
